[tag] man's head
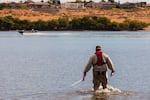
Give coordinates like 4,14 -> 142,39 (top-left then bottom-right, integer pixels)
95,45 -> 102,51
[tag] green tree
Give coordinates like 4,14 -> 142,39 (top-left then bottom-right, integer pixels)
101,0 -> 105,2
57,18 -> 70,30
80,16 -> 91,29
96,17 -> 111,30
0,16 -> 148,31
110,22 -> 121,31
88,17 -> 97,30
32,20 -> 48,30
122,19 -> 148,31
0,16 -> 15,30
108,0 -> 115,3
19,3 -> 28,9
47,19 -> 59,30
76,0 -> 82,3
71,18 -> 82,30
0,3 -> 6,10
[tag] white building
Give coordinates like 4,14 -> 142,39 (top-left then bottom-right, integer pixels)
61,2 -> 85,9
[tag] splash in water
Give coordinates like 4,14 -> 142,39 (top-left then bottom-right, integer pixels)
94,85 -> 121,94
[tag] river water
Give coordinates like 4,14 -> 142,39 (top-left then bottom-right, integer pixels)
0,31 -> 150,100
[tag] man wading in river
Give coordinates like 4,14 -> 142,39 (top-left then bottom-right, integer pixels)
82,45 -> 115,92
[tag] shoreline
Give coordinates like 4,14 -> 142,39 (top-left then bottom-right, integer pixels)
0,27 -> 150,32
1,29 -> 149,32
142,26 -> 150,32
1,25 -> 150,32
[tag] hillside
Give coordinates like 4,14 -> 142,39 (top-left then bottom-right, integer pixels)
0,9 -> 150,24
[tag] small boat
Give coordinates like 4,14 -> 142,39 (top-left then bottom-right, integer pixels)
18,29 -> 39,35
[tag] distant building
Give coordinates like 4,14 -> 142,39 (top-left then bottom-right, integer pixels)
84,1 -> 96,8
85,1 -> 117,9
97,2 -> 117,9
48,0 -> 61,8
61,2 -> 85,9
119,2 -> 137,9
24,0 -> 34,4
145,4 -> 150,8
136,2 -> 147,7
3,2 -> 21,8
54,0 -> 61,5
28,2 -> 49,8
119,2 -> 147,9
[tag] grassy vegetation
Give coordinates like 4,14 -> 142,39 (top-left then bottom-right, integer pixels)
0,16 -> 148,31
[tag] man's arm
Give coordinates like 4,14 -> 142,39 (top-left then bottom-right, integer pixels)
105,55 -> 115,75
82,56 -> 94,81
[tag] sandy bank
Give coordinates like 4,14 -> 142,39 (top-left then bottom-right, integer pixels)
143,26 -> 150,31
0,9 -> 150,24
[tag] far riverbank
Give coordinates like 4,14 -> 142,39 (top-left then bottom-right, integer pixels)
0,9 -> 150,24
0,16 -> 148,31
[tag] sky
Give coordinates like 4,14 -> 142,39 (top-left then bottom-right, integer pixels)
0,0 -> 150,4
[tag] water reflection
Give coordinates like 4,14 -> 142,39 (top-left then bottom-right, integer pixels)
91,93 -> 109,100
75,88 -> 139,100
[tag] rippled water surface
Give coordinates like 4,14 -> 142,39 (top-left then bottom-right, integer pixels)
0,31 -> 150,100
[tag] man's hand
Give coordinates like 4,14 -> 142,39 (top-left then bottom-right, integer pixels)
111,71 -> 115,76
82,72 -> 86,81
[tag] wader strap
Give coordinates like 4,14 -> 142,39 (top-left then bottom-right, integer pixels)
102,54 -> 106,64
93,54 -> 107,66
